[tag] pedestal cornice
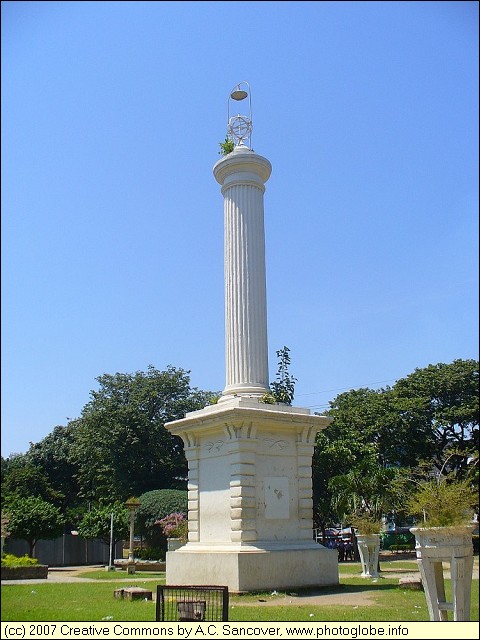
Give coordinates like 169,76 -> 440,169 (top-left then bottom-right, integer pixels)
166,399 -> 332,440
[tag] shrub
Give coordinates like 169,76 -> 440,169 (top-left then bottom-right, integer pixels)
380,531 -> 416,550
136,489 -> 187,547
269,346 -> 297,405
1,553 -> 39,567
134,546 -> 165,561
407,477 -> 476,528
350,513 -> 382,535
389,544 -> 415,552
259,393 -> 276,405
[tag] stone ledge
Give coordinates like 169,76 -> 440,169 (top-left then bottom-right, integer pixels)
1,565 -> 48,580
114,560 -> 165,571
399,577 -> 423,590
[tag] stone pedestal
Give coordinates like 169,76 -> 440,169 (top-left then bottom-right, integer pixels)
356,534 -> 380,578
165,397 -> 338,592
411,525 -> 474,621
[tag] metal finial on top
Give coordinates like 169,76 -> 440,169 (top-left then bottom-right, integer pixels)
227,81 -> 252,147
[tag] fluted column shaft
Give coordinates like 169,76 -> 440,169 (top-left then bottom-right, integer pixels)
213,147 -> 272,399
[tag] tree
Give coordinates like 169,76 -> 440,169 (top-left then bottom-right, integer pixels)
26,423 -> 81,511
393,359 -> 479,474
329,457 -> 407,525
2,453 -> 27,484
322,386 -> 435,469
1,458 -> 62,506
313,430 -> 374,535
4,496 -> 65,557
313,388 -> 403,533
71,365 -> 216,502
2,428 -> 87,532
312,359 -> 479,530
77,502 -> 129,566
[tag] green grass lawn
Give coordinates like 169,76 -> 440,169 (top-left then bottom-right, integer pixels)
338,560 -> 419,574
230,578 -> 479,622
1,570 -> 478,622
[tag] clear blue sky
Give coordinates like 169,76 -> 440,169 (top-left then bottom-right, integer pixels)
2,1 -> 478,457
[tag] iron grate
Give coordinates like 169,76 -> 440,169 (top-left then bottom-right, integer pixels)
155,585 -> 229,622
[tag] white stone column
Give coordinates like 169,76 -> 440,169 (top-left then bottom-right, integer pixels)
213,146 -> 272,400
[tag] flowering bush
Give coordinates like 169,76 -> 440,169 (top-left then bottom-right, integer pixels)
156,512 -> 188,541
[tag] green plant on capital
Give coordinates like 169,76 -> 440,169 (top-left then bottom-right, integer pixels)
218,137 -> 235,155
260,392 -> 276,405
269,346 -> 297,405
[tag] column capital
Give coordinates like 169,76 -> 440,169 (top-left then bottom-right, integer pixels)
213,146 -> 272,187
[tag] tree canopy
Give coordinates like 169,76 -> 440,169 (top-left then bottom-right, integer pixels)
1,460 -> 62,506
313,359 -> 479,531
4,496 -> 65,557
70,365 -> 216,502
393,359 -> 479,473
2,365 -> 216,509
25,423 -> 81,510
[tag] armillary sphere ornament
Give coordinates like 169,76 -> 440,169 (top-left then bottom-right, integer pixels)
227,115 -> 252,145
227,81 -> 253,148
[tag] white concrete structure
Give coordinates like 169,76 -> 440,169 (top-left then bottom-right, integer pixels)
216,146 -> 271,400
356,534 -> 381,578
165,139 -> 338,592
411,525 -> 475,621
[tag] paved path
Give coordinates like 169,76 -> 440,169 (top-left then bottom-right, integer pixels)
1,565 -> 163,585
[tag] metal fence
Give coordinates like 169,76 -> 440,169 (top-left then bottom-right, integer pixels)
4,535 -> 123,566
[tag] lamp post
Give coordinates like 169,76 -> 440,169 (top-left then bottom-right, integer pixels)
107,512 -> 115,571
125,497 -> 141,575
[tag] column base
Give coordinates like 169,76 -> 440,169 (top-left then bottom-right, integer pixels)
219,384 -> 269,402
